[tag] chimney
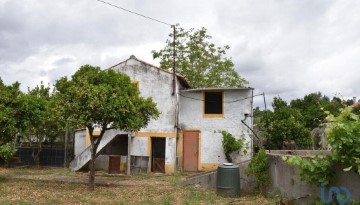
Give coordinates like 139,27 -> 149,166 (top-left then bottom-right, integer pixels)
353,97 -> 357,103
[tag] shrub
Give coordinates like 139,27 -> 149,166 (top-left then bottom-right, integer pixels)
246,148 -> 271,191
0,143 -> 17,167
220,130 -> 245,163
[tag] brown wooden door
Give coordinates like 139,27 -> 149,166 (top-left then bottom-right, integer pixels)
109,156 -> 120,174
183,131 -> 199,171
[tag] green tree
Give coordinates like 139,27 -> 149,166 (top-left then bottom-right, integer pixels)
285,106 -> 360,185
0,78 -> 22,145
55,65 -> 160,190
17,83 -> 64,167
290,92 -> 343,129
257,97 -> 311,149
152,25 -> 247,88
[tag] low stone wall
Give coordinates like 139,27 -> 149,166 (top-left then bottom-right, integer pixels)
267,151 -> 360,204
182,160 -> 257,194
182,151 -> 359,204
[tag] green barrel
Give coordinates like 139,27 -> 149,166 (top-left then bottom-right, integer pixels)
216,163 -> 240,197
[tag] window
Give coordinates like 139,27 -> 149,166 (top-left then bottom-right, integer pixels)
203,91 -> 224,118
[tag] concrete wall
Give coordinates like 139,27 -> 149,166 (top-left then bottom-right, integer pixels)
267,152 -> 360,204
182,161 -> 257,194
109,57 -> 186,172
74,129 -> 86,156
112,57 -> 183,133
179,89 -> 253,171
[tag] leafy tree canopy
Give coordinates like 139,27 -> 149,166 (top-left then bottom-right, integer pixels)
16,82 -> 64,166
290,92 -> 343,129
55,65 -> 160,131
256,97 -> 311,149
152,25 -> 248,88
0,78 -> 22,144
55,65 -> 160,190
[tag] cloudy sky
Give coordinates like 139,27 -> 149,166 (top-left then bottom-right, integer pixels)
1,0 -> 359,108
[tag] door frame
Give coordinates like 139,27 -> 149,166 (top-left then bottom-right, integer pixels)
150,137 -> 166,173
182,129 -> 201,171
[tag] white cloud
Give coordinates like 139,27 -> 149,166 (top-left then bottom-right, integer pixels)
0,0 -> 359,107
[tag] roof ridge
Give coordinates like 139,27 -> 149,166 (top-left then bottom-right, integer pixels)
108,55 -> 191,88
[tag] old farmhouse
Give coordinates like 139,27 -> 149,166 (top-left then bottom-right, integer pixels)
70,55 -> 254,174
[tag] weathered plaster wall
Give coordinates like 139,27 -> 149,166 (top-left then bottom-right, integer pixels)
267,152 -> 360,204
179,89 -> 253,170
111,58 -> 185,170
74,129 -> 86,156
130,137 -> 148,156
112,58 -> 181,133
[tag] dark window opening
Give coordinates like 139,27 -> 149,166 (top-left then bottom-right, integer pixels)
204,91 -> 223,114
151,137 -> 166,173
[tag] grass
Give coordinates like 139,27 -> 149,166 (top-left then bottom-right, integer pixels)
0,167 -> 275,204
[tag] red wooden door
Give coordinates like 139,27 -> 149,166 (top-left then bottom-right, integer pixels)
109,156 -> 120,174
183,131 -> 199,171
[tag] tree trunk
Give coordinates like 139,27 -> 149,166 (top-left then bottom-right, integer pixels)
87,125 -> 106,191
88,146 -> 96,191
225,153 -> 233,163
32,140 -> 42,169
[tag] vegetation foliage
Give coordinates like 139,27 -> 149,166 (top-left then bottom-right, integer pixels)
254,92 -> 355,150
0,143 -> 17,167
0,79 -> 21,145
255,97 -> 312,149
285,107 -> 360,185
54,65 -> 160,190
17,83 -> 65,166
152,25 -> 247,88
246,149 -> 271,191
219,130 -> 246,163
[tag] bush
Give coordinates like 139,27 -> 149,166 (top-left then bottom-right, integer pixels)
0,143 -> 17,167
246,149 -> 271,191
220,130 -> 245,163
285,107 -> 360,185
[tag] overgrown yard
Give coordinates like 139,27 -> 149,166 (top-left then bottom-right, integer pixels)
0,167 -> 274,205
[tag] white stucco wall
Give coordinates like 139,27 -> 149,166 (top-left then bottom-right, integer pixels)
111,57 -> 186,167
130,137 -> 148,156
165,137 -> 176,164
179,89 -> 253,164
112,58 -> 183,133
74,129 -> 86,156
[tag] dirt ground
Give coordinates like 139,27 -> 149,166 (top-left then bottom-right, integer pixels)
0,167 -> 276,205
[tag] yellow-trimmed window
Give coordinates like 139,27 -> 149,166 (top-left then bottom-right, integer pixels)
203,91 -> 224,118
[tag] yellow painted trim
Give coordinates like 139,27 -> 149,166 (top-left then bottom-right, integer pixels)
147,136 -> 151,156
198,131 -> 201,171
85,130 -> 101,147
85,131 -> 90,147
203,114 -> 224,118
202,91 -> 224,118
135,132 -> 176,138
120,162 -> 127,172
177,130 -> 183,170
200,163 -> 219,171
165,164 -> 175,174
182,128 -> 202,132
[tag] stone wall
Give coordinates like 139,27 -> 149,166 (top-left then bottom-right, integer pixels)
267,151 -> 360,204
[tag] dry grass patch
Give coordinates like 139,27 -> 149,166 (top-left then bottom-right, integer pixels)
0,167 -> 276,204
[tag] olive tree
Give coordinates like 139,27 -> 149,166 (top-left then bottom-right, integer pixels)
55,65 -> 159,190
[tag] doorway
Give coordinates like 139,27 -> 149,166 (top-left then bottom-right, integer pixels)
151,137 -> 166,173
183,131 -> 199,171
